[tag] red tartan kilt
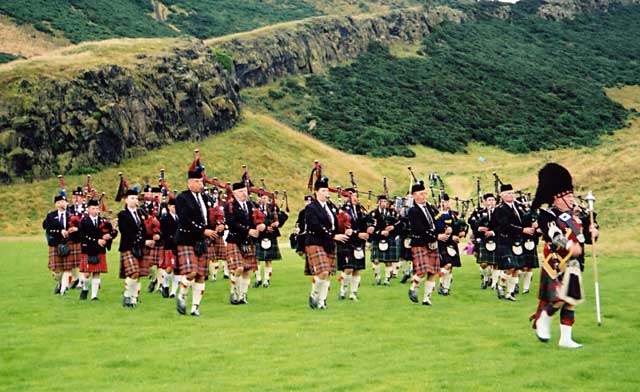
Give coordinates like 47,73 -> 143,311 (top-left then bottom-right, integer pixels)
119,251 -> 149,278
144,245 -> 163,267
48,245 -> 76,271
176,245 -> 209,276
211,237 -> 228,261
411,246 -> 440,276
69,242 -> 81,268
305,245 -> 337,276
160,249 -> 177,269
226,243 -> 258,272
80,253 -> 108,273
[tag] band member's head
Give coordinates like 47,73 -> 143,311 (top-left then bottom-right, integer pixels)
377,195 -> 388,209
72,187 -> 84,205
345,188 -> 358,204
304,195 -> 313,207
125,189 -> 139,209
441,193 -> 451,210
232,182 -> 248,202
500,184 -> 515,203
259,195 -> 270,206
54,195 -> 67,211
411,182 -> 427,204
483,193 -> 496,209
314,177 -> 330,202
168,198 -> 176,214
151,187 -> 163,203
531,163 -> 574,211
187,178 -> 204,194
87,199 -> 100,217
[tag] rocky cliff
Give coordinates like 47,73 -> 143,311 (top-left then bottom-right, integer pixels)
0,44 -> 239,182
537,0 -> 640,20
210,6 -> 468,88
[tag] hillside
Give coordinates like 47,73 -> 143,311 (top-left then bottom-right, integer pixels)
245,4 -> 640,156
2,85 -> 639,256
0,0 -> 419,59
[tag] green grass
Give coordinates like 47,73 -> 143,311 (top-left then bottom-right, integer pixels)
1,241 -> 638,391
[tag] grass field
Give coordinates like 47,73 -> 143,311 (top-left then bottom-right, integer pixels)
1,240 -> 638,391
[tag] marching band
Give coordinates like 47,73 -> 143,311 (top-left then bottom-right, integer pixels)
43,156 -> 599,348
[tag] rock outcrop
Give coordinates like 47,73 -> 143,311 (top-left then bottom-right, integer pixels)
0,44 -> 239,182
211,6 -> 467,88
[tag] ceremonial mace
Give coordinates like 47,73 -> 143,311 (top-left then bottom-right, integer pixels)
585,190 -> 602,326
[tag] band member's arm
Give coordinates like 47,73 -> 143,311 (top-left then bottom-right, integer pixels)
408,207 -> 437,243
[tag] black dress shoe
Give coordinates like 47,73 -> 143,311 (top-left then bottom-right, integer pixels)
309,296 -> 318,309
400,274 -> 411,284
408,289 -> 418,303
70,279 -> 79,289
147,280 -> 157,293
438,285 -> 445,296
497,286 -> 505,300
514,283 -> 520,294
91,297 -> 99,301
79,290 -> 88,300
162,286 -> 170,298
54,282 -> 61,295
223,274 -> 230,280
523,289 -> 530,294
422,298 -> 432,306
230,293 -> 239,305
169,293 -> 176,298
122,296 -> 131,307
253,280 -> 262,288
481,280 -> 488,290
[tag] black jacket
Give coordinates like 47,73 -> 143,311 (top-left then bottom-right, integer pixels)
225,199 -> 257,245
304,200 -> 338,253
368,207 -> 399,243
408,203 -> 439,247
491,202 -> 525,244
175,190 -> 208,246
42,210 -> 81,246
160,213 -> 179,251
81,216 -> 118,256
117,208 -> 145,252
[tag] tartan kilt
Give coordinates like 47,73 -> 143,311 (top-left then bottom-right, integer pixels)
119,251 -> 149,278
478,241 -> 497,265
80,253 -> 108,273
411,246 -> 440,276
69,242 -> 81,268
48,246 -> 75,271
337,243 -> 366,271
210,237 -> 228,262
370,239 -> 400,262
537,267 -> 561,304
256,239 -> 282,261
176,245 -> 209,277
439,243 -> 462,268
144,244 -> 163,267
159,249 -> 177,270
400,237 -> 413,261
305,245 -> 337,276
496,241 -> 523,270
226,243 -> 258,272
521,249 -> 540,269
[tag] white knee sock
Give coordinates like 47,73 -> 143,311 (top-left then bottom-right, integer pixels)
191,282 -> 205,312
523,271 -> 533,291
410,274 -> 424,290
385,266 -> 393,280
424,280 -> 435,302
351,275 -> 361,294
317,278 -> 330,302
265,266 -> 272,281
372,263 -> 380,278
60,271 -> 73,293
491,269 -> 500,287
255,265 -> 262,281
90,278 -> 100,299
171,274 -> 181,295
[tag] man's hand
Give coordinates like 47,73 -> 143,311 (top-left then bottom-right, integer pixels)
204,229 -> 216,239
334,234 -> 349,243
590,224 -> 599,240
358,232 -> 369,241
523,227 -> 535,236
249,229 -> 260,238
345,228 -> 353,236
484,230 -> 494,238
153,234 -> 161,241
257,223 -> 266,232
271,221 -> 280,228
98,239 -> 107,247
366,227 -> 375,234
145,240 -> 155,247
381,230 -> 389,237
102,234 -> 112,241
438,233 -> 449,242
570,243 -> 583,257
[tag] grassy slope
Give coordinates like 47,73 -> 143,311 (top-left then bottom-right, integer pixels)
1,86 -> 639,256
1,242 -> 638,391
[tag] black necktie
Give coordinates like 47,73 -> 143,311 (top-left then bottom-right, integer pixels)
132,210 -> 140,225
59,213 -> 65,229
511,204 -> 521,222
